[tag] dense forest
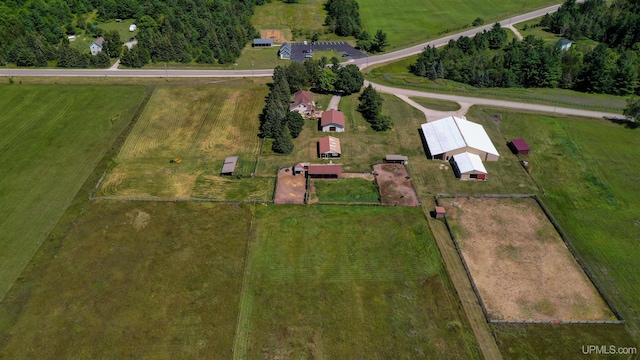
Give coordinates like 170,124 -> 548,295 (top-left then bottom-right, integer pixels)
0,0 -> 258,67
412,0 -> 640,96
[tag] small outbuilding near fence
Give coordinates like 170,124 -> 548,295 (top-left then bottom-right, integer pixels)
509,138 -> 531,155
253,38 -> 274,47
384,154 -> 408,164
221,156 -> 238,175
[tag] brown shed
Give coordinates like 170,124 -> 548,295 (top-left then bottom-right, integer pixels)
509,138 -> 531,155
307,164 -> 342,178
435,206 -> 446,219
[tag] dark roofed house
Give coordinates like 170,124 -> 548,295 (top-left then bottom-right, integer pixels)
221,156 -> 238,175
307,164 -> 342,178
509,138 -> 531,155
253,38 -> 274,47
279,43 -> 291,59
320,109 -> 345,132
290,90 -> 315,115
384,154 -> 408,164
557,38 -> 572,51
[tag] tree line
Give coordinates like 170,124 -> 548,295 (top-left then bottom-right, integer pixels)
358,85 -> 393,131
0,0 -> 258,67
412,22 -> 640,96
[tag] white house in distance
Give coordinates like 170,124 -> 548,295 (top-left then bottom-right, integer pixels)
90,37 -> 104,55
279,43 -> 291,59
451,152 -> 488,180
420,116 -> 499,161
320,109 -> 345,132
289,90 -> 315,115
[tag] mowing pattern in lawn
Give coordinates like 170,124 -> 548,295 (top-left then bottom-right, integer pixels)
98,82 -> 272,200
236,205 -> 481,359
0,202 -> 250,359
0,84 -> 145,300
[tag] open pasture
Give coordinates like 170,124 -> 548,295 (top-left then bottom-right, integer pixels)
98,82 -> 269,200
236,205 -> 481,359
312,177 -> 380,203
0,84 -> 145,300
442,197 -> 614,321
359,0 -> 561,50
0,201 -> 250,358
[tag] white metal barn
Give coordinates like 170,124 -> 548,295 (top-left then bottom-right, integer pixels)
420,116 -> 499,161
451,152 -> 488,180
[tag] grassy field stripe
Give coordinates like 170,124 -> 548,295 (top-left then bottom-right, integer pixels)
0,93 -> 58,151
188,91 -> 221,156
232,205 -> 257,360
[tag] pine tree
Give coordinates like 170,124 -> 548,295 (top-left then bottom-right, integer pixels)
272,124 -> 294,154
285,111 -> 305,138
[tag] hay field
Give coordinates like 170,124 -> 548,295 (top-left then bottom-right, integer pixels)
0,84 -> 145,300
99,82 -> 269,199
0,201 -> 250,358
442,197 -> 614,321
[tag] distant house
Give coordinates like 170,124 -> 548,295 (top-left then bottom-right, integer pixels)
384,154 -> 408,164
509,138 -> 531,155
221,156 -> 238,175
289,90 -> 315,115
307,164 -> 342,178
279,43 -> 291,59
320,109 -> 345,132
451,152 -> 488,180
253,38 -> 273,47
129,24 -> 137,32
318,136 -> 341,158
68,35 -> 76,42
557,38 -> 572,51
420,116 -> 499,161
90,37 -> 104,56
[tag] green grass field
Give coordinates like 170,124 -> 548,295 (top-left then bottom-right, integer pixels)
314,178 -> 379,203
235,205 -> 481,358
410,96 -> 461,111
0,201 -> 251,358
359,0 -> 561,50
0,84 -> 145,300
490,108 -> 640,343
98,81 -> 271,200
98,19 -> 139,42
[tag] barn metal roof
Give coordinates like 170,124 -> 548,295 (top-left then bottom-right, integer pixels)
307,164 -> 342,175
319,136 -> 341,154
421,116 -> 499,157
221,156 -> 238,174
253,38 -> 274,45
385,154 -> 408,161
511,138 -> 530,152
321,109 -> 345,127
453,152 -> 487,174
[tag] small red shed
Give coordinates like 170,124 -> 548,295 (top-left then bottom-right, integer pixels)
510,138 -> 531,155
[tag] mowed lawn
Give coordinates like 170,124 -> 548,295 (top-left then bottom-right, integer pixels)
0,84 -> 145,300
0,201 -> 250,358
98,81 -> 273,200
484,109 -> 640,348
313,178 -> 380,203
359,0 -> 560,49
236,205 -> 481,359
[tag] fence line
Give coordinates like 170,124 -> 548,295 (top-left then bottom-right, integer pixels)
91,196 -> 273,204
434,194 -> 625,324
254,137 -> 266,176
401,163 -> 422,206
89,171 -> 107,200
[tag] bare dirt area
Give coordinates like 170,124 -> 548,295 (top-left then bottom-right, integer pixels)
274,168 -> 306,204
441,197 -> 614,321
373,164 -> 419,207
259,29 -> 287,43
339,173 -> 374,180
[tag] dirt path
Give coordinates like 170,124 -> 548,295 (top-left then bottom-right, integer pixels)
327,95 -> 341,110
506,24 -> 524,41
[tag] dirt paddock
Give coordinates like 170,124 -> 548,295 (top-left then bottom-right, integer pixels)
259,29 -> 287,43
441,197 -> 614,321
274,168 -> 306,204
373,164 -> 419,206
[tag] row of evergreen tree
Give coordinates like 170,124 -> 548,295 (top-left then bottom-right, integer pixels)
0,0 -> 257,67
358,85 -> 393,131
412,23 -> 640,95
324,0 -> 388,53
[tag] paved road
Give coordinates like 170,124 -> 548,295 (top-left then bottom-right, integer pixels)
0,4 -> 564,78
366,81 -> 621,118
